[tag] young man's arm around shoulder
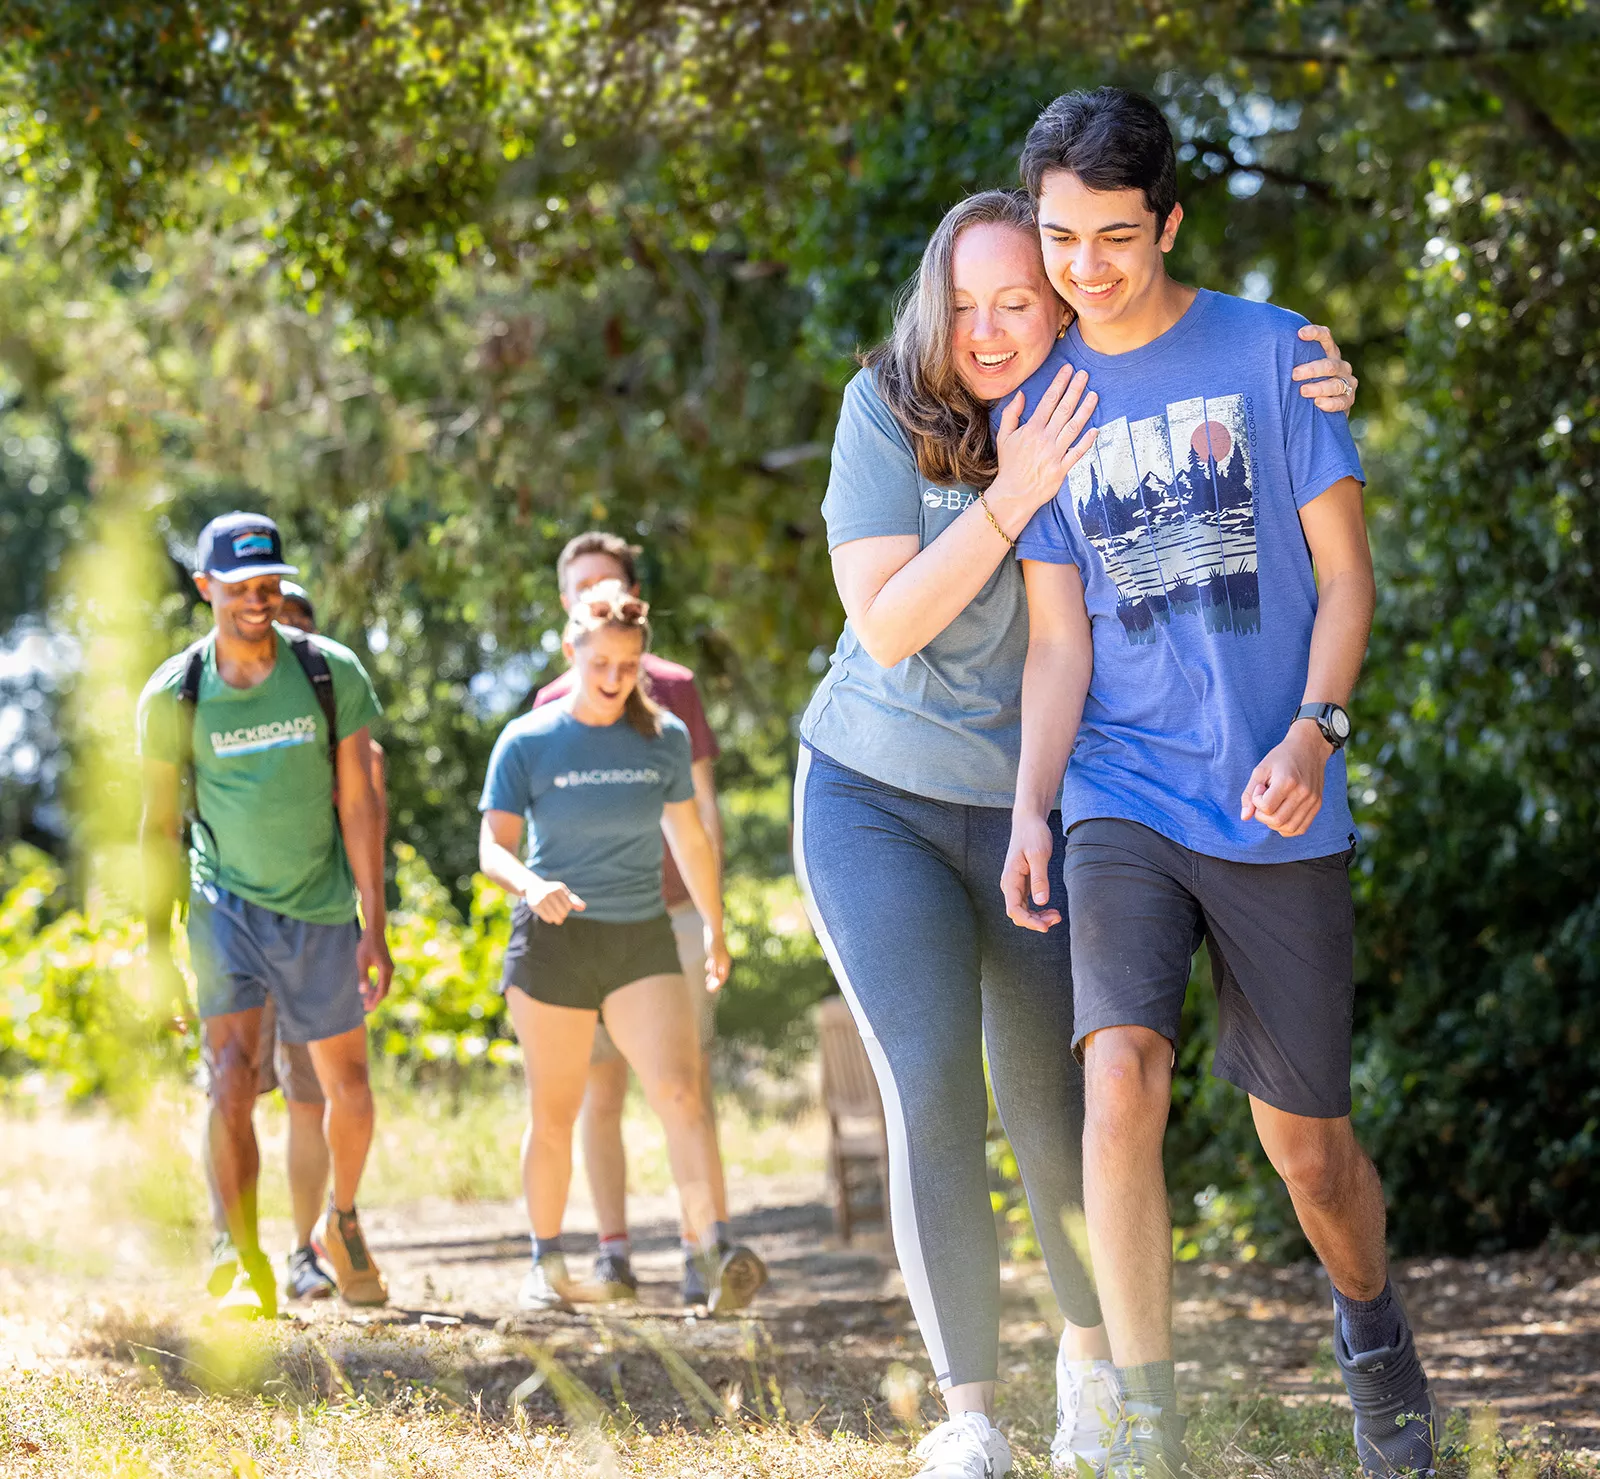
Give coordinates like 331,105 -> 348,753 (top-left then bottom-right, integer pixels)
1240,476 -> 1375,838
336,728 -> 394,1008
1003,558 -> 1094,931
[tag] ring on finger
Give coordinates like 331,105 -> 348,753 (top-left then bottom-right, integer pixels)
1338,375 -> 1354,395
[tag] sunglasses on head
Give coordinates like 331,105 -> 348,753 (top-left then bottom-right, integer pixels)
578,592 -> 648,624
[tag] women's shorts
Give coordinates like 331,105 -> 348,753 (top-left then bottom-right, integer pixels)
499,902 -> 681,1011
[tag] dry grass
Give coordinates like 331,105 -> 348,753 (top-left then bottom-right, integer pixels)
1,1091 -> 1595,1478
353,1066 -> 825,1208
1,1308 -> 1594,1479
0,1072 -> 826,1277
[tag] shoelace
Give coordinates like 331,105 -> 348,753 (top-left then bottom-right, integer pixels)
914,1415 -> 995,1468
1054,1364 -> 1118,1462
1054,1402 -> 1113,1464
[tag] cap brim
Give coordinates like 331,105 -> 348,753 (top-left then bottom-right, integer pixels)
203,562 -> 299,582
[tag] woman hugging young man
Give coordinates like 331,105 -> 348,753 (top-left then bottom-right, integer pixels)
797,86 -> 1431,1479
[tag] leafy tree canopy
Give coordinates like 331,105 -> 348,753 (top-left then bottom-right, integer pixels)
0,2 -> 1593,316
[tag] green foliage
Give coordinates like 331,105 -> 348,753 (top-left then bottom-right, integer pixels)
0,838 -> 832,1097
371,842 -> 518,1074
1345,171 -> 1600,1252
0,184 -> 841,898
715,874 -> 834,1062
987,1123 -> 1044,1265
0,844 -> 151,1102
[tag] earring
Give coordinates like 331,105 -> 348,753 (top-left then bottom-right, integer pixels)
1056,320 -> 1068,340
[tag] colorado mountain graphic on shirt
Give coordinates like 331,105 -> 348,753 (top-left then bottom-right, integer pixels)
1069,393 -> 1259,641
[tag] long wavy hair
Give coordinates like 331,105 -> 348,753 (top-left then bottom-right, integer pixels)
562,579 -> 663,739
862,190 -> 1059,489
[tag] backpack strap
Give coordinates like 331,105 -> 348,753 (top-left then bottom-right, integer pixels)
174,635 -> 211,809
280,626 -> 341,785
173,635 -> 214,901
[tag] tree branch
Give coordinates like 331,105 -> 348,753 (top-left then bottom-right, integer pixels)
1189,137 -> 1375,210
1428,0 -> 1582,163
1238,37 -> 1564,65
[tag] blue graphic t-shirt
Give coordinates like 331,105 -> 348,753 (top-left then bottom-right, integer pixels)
1012,289 -> 1365,862
479,701 -> 694,922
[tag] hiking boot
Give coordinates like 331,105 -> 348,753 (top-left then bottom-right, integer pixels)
1106,1401 -> 1187,1479
1053,1349 -> 1120,1473
206,1232 -> 240,1298
913,1411 -> 1013,1478
706,1243 -> 768,1315
286,1244 -> 337,1301
518,1252 -> 575,1311
218,1247 -> 277,1321
1333,1299 -> 1440,1477
311,1202 -> 388,1307
590,1250 -> 639,1302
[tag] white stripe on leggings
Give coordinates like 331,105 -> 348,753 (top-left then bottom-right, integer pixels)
792,747 -> 953,1386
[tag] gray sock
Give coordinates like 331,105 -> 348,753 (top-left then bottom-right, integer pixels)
531,1235 -> 565,1263
1333,1279 -> 1403,1355
1118,1360 -> 1178,1420
684,1222 -> 732,1261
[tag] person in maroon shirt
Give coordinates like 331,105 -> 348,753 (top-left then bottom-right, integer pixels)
533,532 -> 730,1304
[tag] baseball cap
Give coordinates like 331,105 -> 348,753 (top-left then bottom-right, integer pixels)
195,512 -> 298,583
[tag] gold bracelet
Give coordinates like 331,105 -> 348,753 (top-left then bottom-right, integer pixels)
978,492 -> 1015,548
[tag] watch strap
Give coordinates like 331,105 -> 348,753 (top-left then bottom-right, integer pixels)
1294,702 -> 1349,749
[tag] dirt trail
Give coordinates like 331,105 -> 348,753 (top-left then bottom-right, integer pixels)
257,1170 -> 1600,1452
3,1123 -> 1597,1454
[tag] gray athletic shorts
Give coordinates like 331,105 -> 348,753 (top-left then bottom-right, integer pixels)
254,997 -> 326,1105
188,886 -> 365,1045
590,902 -> 715,1064
1063,817 -> 1356,1118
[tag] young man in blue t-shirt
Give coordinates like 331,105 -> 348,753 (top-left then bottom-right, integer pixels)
1000,89 -> 1436,1478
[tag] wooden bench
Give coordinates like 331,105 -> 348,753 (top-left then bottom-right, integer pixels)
816,994 -> 890,1243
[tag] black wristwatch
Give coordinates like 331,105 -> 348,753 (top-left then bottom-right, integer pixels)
1294,701 -> 1351,751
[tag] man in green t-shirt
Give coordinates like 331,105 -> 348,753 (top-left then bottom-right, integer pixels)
199,581 -> 393,1307
139,512 -> 394,1318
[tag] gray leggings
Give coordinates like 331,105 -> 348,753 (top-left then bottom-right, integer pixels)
795,746 -> 1100,1388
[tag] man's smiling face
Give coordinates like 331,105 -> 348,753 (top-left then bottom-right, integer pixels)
1036,170 -> 1182,337
195,572 -> 284,644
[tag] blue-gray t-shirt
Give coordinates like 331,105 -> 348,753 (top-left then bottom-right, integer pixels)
799,368 -> 1029,807
1013,289 -> 1365,863
479,702 -> 694,922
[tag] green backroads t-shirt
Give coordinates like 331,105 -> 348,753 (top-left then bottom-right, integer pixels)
137,626 -> 382,925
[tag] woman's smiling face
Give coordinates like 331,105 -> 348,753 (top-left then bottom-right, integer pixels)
949,221 -> 1066,403
564,623 -> 645,723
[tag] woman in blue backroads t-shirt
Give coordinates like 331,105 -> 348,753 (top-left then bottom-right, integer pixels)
793,188 -> 1360,1477
478,581 -> 766,1316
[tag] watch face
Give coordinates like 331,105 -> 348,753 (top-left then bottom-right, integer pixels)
1330,707 -> 1351,740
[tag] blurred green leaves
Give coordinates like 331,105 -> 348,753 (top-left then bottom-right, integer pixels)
0,844 -> 151,1103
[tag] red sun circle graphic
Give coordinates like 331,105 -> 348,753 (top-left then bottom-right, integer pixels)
1191,420 -> 1233,463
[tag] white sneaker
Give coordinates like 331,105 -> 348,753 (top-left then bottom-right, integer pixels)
914,1411 -> 1013,1479
517,1253 -> 574,1311
1053,1349 -> 1120,1473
